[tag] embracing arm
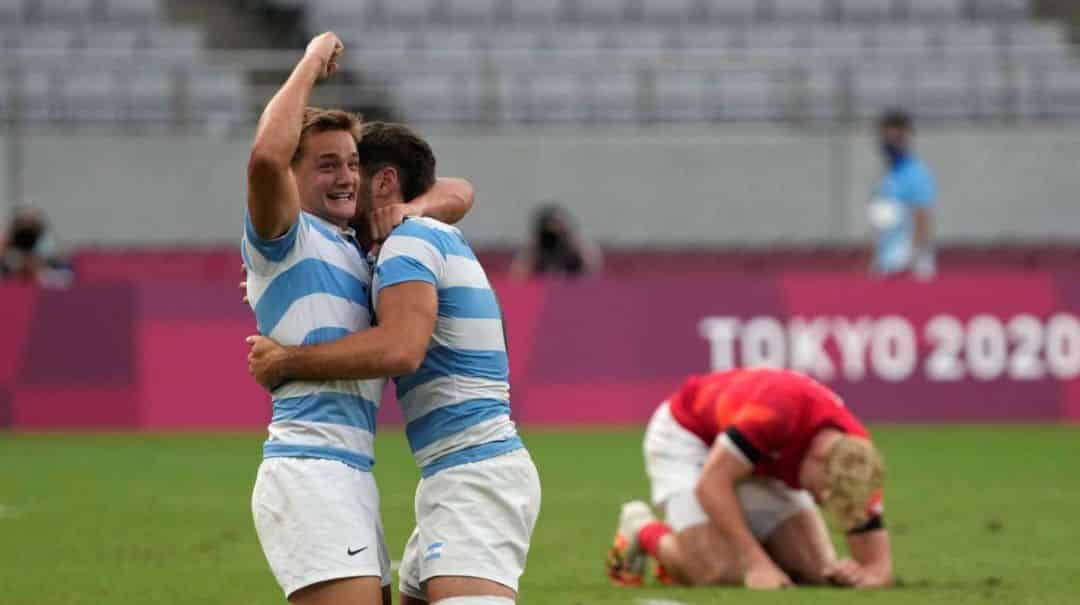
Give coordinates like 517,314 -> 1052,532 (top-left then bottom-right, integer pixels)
247,33 -> 341,239
367,178 -> 476,243
250,282 -> 437,385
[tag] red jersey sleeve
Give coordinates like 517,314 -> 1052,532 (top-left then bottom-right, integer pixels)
723,399 -> 792,465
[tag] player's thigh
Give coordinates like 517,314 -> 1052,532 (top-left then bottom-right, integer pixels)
643,402 -> 709,512
252,458 -> 389,600
289,577 -> 384,605
667,522 -> 743,586
425,576 -> 516,602
414,449 -> 541,597
762,498 -> 836,584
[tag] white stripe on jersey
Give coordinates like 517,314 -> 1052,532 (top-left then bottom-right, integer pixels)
432,317 -> 507,352
399,375 -> 510,423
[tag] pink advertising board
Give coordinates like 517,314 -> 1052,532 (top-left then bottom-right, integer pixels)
3,271 -> 1079,429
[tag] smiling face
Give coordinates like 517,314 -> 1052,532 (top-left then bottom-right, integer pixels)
293,129 -> 359,226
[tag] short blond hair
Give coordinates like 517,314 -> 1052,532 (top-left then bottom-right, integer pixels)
821,436 -> 885,530
292,107 -> 362,165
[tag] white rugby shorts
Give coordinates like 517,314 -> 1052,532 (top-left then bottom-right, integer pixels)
398,449 -> 541,600
252,457 -> 391,597
643,402 -> 815,540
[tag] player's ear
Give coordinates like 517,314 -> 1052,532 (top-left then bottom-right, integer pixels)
378,166 -> 400,197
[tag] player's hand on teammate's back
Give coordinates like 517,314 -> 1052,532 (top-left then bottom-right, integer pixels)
369,204 -> 422,243
305,32 -> 344,80
240,264 -> 248,304
744,563 -> 793,590
246,335 -> 288,390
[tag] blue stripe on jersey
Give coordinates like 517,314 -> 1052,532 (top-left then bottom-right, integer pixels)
271,392 -> 378,433
396,347 -> 509,397
245,212 -> 301,262
254,258 -> 370,336
305,214 -> 354,248
438,287 -> 501,319
263,442 -> 374,472
420,437 -> 524,478
393,219 -> 477,260
405,398 -> 511,452
375,255 -> 438,293
240,240 -> 254,271
302,326 -> 351,345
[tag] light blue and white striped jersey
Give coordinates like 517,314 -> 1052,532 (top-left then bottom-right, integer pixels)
242,211 -> 385,472
870,155 -> 936,274
372,217 -> 523,478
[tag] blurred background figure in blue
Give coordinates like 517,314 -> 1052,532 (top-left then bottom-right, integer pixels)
868,109 -> 937,280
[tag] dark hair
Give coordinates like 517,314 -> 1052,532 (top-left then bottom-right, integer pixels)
878,108 -> 913,131
356,122 -> 437,202
292,107 -> 362,165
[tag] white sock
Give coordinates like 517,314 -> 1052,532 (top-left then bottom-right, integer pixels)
433,597 -> 514,605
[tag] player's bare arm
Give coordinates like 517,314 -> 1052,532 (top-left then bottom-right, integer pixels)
696,443 -> 793,590
247,281 -> 437,387
247,32 -> 342,239
826,528 -> 893,589
367,177 -> 476,243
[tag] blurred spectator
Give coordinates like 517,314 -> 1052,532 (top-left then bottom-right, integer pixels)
1,206 -> 72,288
511,202 -> 602,280
868,109 -> 937,280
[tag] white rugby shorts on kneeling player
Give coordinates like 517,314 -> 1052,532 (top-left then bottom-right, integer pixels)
252,457 -> 391,597
399,449 -> 542,600
643,401 -> 815,540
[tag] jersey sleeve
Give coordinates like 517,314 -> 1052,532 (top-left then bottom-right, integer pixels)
373,219 -> 447,296
722,398 -> 792,466
900,164 -> 936,208
241,211 -> 305,276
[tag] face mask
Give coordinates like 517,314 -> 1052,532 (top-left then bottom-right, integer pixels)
539,228 -> 562,250
12,225 -> 42,251
881,142 -> 905,165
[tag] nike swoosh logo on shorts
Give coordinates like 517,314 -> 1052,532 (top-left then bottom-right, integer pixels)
347,546 -> 368,556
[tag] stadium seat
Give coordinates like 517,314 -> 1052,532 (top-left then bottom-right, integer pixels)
1004,66 -> 1041,118
1003,24 -> 1068,62
639,0 -> 697,24
507,0 -> 564,24
971,0 -> 1029,20
868,26 -> 931,61
527,73 -> 588,121
702,0 -> 758,24
587,71 -> 639,121
936,25 -> 997,63
101,0 -> 161,23
396,73 -> 481,122
127,71 -> 173,122
13,72 -> 56,121
678,28 -> 738,51
653,72 -> 709,121
381,0 -> 434,24
837,0 -> 893,22
549,29 -> 609,56
189,70 -> 249,120
913,69 -> 973,119
809,27 -> 866,62
0,0 -> 24,25
146,27 -> 205,62
36,0 -> 94,23
610,28 -> 673,52
971,67 -> 1007,118
82,28 -> 143,56
571,0 -> 630,23
11,27 -> 78,53
445,0 -> 505,25
713,71 -> 777,121
742,26 -> 810,61
904,0 -> 965,21
62,69 -> 124,122
771,0 -> 831,22
798,67 -> 841,120
1043,68 -> 1080,118
852,68 -> 911,118
308,0 -> 373,27
490,29 -> 549,51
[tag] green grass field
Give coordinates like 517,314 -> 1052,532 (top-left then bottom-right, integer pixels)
1,426 -> 1078,605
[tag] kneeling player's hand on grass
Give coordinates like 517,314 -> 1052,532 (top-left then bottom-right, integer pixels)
744,563 -> 793,590
368,204 -> 422,243
246,335 -> 288,390
825,559 -> 870,588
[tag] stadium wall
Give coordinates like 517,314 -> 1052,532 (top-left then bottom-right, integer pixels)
3,124 -> 1079,247
3,272 -> 1080,430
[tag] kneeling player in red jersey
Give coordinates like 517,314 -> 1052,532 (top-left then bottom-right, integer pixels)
607,368 -> 892,590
